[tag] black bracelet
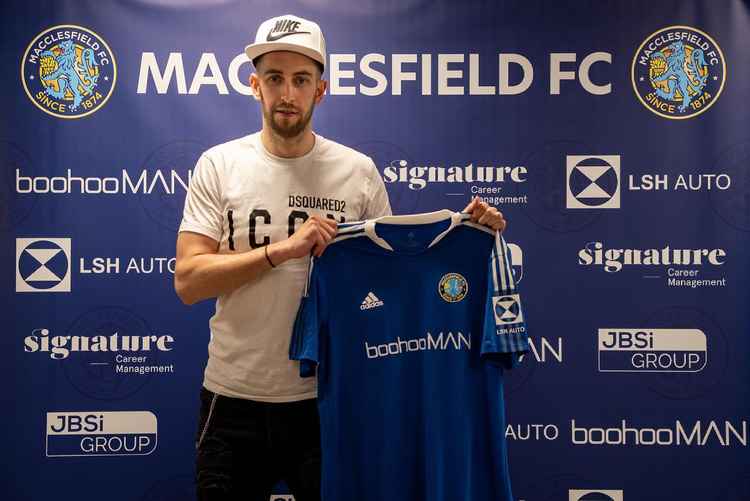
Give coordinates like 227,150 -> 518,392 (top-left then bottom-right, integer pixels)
264,245 -> 276,268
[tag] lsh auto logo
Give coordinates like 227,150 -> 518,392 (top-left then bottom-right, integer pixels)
566,155 -> 621,209
632,26 -> 725,119
21,25 -> 116,118
565,154 -> 732,211
493,294 -> 524,325
16,238 -> 71,292
569,490 -> 623,501
16,237 -> 176,293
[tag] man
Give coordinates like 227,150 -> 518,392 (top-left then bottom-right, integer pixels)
174,14 -> 507,501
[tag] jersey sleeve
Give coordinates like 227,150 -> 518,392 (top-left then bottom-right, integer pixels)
481,233 -> 529,369
290,258 -> 325,377
178,154 -> 223,241
361,157 -> 392,219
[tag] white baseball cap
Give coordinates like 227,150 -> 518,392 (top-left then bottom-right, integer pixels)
245,14 -> 327,70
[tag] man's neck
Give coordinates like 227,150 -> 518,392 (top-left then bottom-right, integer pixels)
261,127 -> 316,159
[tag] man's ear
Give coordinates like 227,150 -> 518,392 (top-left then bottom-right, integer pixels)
249,73 -> 262,102
314,79 -> 328,104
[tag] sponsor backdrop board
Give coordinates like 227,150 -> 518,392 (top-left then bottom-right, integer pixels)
3,1 -> 749,500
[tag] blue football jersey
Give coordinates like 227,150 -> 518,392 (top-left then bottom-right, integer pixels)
290,209 -> 529,501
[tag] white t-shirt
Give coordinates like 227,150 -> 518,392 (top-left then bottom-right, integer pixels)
179,132 -> 392,402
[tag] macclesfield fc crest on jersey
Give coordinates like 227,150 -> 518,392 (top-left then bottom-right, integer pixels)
21,25 -> 116,119
438,273 -> 468,303
631,25 -> 725,120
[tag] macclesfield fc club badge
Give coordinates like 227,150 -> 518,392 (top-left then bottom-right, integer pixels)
21,25 -> 116,119
439,273 -> 468,303
631,25 -> 725,119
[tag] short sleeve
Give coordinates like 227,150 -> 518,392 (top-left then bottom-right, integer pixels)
481,233 -> 530,369
290,258 -> 325,377
361,157 -> 392,219
178,154 -> 224,241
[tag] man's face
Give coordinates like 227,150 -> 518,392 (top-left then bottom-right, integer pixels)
251,51 -> 326,139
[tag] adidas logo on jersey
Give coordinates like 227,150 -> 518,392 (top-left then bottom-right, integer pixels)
360,292 -> 384,310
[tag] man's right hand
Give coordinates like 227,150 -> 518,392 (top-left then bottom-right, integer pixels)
277,216 -> 338,260
175,216 -> 338,305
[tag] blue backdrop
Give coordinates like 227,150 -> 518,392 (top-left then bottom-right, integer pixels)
3,1 -> 749,500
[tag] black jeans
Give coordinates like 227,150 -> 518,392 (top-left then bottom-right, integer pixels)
195,387 -> 321,501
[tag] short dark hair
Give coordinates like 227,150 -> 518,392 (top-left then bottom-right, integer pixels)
253,54 -> 324,77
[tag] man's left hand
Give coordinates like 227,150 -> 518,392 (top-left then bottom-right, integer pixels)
463,196 -> 507,233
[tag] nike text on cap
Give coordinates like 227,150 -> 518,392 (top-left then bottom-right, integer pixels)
245,14 -> 327,70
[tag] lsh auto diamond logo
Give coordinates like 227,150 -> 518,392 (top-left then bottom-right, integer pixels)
570,490 -> 623,501
16,238 -> 71,292
566,155 -> 620,209
21,25 -> 116,119
493,294 -> 524,325
632,25 -> 725,119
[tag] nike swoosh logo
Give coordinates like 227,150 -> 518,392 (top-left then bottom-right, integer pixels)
266,31 -> 311,42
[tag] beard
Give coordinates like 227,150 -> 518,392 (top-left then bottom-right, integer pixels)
263,99 -> 316,139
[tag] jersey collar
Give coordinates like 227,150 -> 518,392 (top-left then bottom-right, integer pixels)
363,210 -> 464,252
